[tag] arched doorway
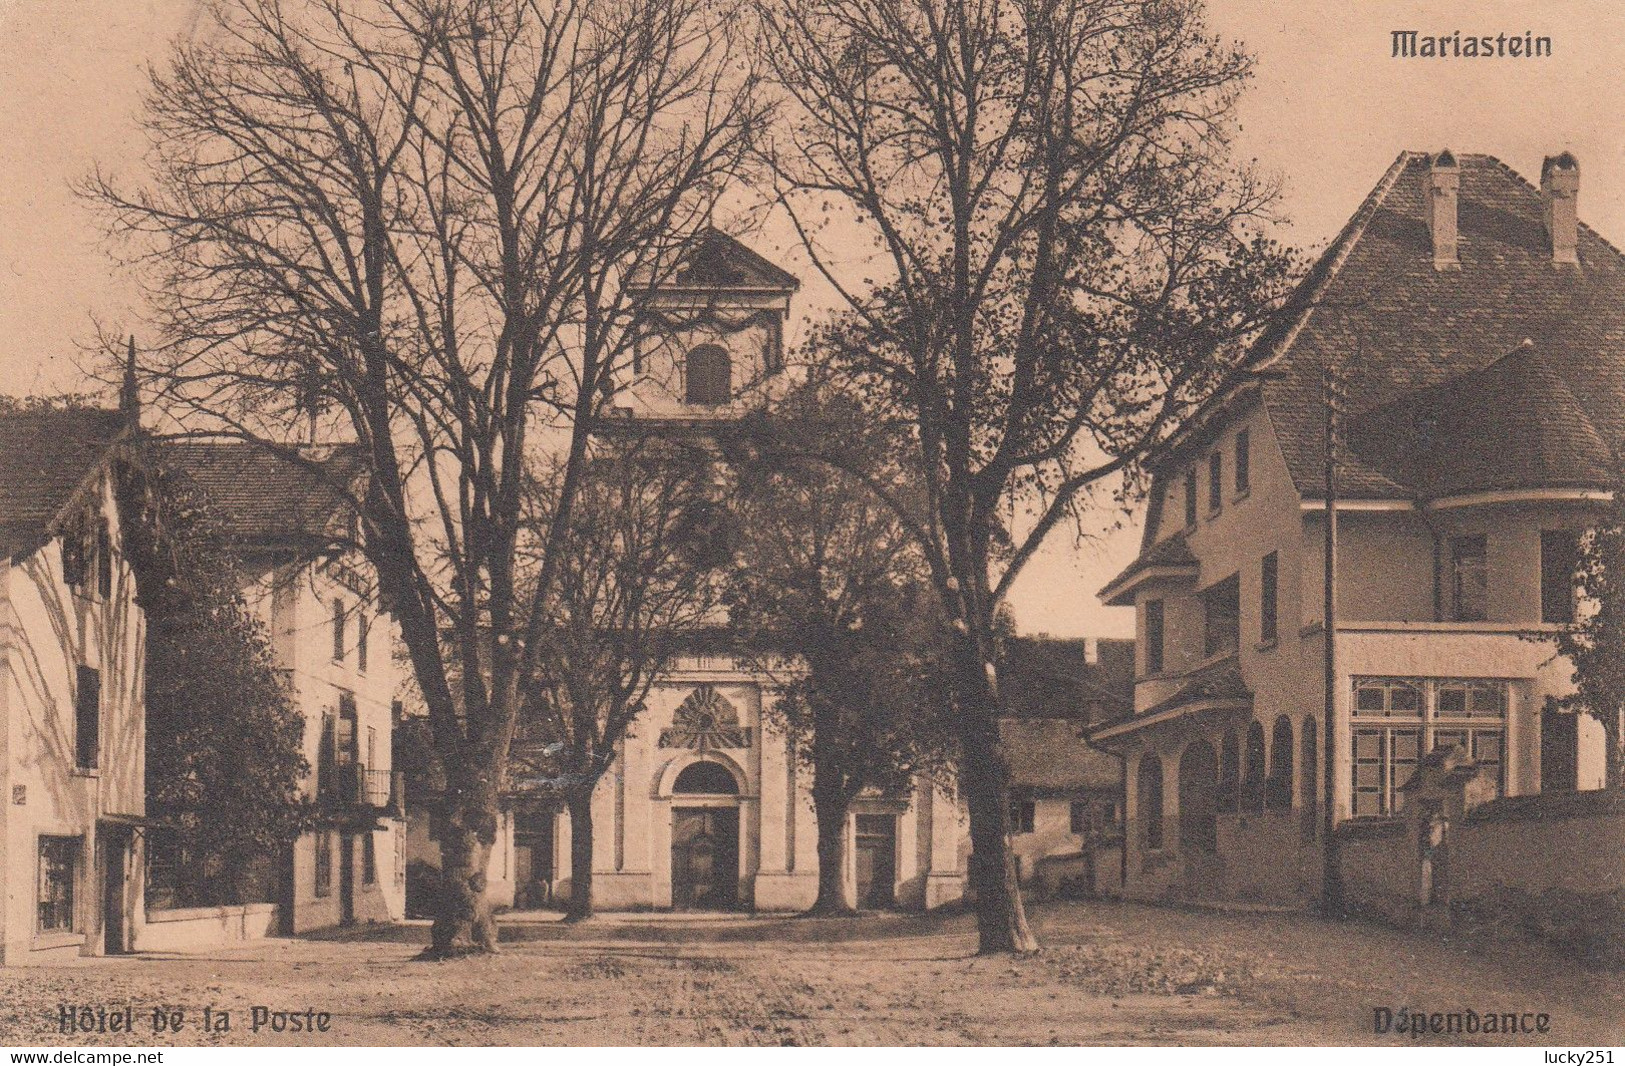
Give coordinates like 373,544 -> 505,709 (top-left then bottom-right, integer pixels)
670,760 -> 741,910
1178,740 -> 1218,854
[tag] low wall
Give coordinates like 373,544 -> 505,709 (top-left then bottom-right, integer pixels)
134,904 -> 279,954
1338,789 -> 1625,965
1338,818 -> 1415,925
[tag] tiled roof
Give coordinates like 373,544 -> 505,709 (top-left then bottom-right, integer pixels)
998,636 -> 1131,794
159,440 -> 363,547
1090,656 -> 1252,740
1350,340 -> 1614,498
0,408 -> 128,558
1139,656 -> 1252,720
1099,531 -> 1197,603
1000,716 -> 1119,794
1254,151 -> 1625,498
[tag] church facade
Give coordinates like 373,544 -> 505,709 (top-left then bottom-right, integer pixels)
414,230 -> 969,914
511,654 -> 965,912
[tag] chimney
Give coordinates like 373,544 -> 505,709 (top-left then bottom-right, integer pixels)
1427,150 -> 1460,270
1542,152 -> 1580,266
120,336 -> 141,429
1084,636 -> 1099,665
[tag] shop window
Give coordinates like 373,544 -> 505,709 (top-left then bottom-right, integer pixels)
37,837 -> 78,933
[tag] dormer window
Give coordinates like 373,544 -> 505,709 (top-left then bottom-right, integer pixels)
685,344 -> 732,405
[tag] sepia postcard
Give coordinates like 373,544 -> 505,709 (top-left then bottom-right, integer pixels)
0,0 -> 1622,1053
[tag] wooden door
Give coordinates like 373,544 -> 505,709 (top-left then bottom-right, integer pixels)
100,829 -> 126,955
853,814 -> 896,909
671,808 -> 739,910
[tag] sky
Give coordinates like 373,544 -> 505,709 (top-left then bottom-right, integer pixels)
2,0 -> 1622,638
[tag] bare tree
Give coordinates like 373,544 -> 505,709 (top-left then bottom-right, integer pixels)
755,0 -> 1296,951
89,0 -> 761,955
516,432 -> 729,921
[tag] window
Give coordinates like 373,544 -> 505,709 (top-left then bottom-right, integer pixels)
336,694 -> 359,799
314,831 -> 333,897
1183,469 -> 1198,528
684,344 -> 732,404
1260,551 -> 1279,644
1137,753 -> 1164,851
1069,801 -> 1089,835
1266,716 -> 1294,810
1208,452 -> 1223,513
61,523 -> 87,588
673,761 -> 738,794
366,726 -> 378,774
1008,800 -> 1035,835
357,610 -> 370,673
1243,721 -> 1266,813
1235,429 -> 1251,495
331,598 -> 346,662
1450,536 -> 1487,622
1202,574 -> 1241,658
362,832 -> 377,885
1350,677 -> 1508,816
37,837 -> 78,933
95,519 -> 112,599
1143,599 -> 1165,675
1300,716 -> 1319,842
1541,530 -> 1580,624
317,713 -> 337,799
1352,727 -> 1420,819
1217,731 -> 1241,812
74,665 -> 100,770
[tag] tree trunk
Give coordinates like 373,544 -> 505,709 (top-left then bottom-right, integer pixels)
563,790 -> 595,922
426,803 -> 498,958
808,776 -> 855,916
955,638 -> 1040,955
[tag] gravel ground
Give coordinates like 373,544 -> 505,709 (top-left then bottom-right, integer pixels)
3,900 -> 1620,1047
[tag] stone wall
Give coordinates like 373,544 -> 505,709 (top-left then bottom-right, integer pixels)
1337,789 -> 1625,964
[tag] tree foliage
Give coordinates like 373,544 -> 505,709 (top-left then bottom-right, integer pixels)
515,432 -> 731,919
121,446 -> 313,906
727,382 -> 956,912
1548,486 -> 1625,789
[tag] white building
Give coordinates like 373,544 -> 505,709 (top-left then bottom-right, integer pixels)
161,442 -> 406,932
0,407 -> 146,962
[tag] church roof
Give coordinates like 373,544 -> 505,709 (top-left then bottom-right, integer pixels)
639,227 -> 799,294
0,407 -> 129,559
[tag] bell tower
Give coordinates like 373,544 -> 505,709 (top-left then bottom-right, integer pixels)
619,228 -> 798,424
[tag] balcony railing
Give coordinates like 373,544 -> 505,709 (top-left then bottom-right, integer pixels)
320,762 -> 403,815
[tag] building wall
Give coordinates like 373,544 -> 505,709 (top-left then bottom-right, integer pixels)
0,472 -> 146,963
1111,400 -> 1613,908
255,558 -> 404,930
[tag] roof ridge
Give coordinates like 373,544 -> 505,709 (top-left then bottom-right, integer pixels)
1477,153 -> 1625,267
1248,151 -> 1422,374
